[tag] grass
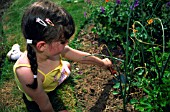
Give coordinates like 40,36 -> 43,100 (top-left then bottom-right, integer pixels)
0,0 -> 92,111
58,0 -> 86,31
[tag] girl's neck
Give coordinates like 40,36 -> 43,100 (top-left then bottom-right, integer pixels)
36,52 -> 48,63
36,53 -> 60,62
36,53 -> 61,73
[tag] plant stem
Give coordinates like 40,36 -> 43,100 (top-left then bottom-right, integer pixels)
123,0 -> 134,111
154,18 -> 165,78
161,54 -> 170,78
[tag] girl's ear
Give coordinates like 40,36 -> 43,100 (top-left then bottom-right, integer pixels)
36,41 -> 46,51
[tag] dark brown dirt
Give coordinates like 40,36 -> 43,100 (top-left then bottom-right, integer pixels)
72,26 -> 137,112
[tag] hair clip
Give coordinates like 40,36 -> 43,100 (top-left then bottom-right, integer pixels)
36,18 -> 47,27
33,75 -> 37,79
45,18 -> 54,26
26,39 -> 33,44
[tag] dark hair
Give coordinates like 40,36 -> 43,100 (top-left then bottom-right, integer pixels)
21,0 -> 75,89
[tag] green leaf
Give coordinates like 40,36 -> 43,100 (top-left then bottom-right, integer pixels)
112,91 -> 119,95
113,83 -> 120,89
143,88 -> 150,94
130,98 -> 138,104
136,106 -> 145,111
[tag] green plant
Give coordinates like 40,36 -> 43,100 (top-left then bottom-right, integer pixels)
128,19 -> 170,111
86,0 -> 170,111
87,1 -> 130,49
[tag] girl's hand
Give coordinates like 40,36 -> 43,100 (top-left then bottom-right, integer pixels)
102,58 -> 112,69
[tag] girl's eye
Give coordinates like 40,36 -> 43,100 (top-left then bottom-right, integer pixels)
60,41 -> 66,44
60,40 -> 68,44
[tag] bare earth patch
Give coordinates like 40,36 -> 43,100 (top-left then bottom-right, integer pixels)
72,28 -> 137,112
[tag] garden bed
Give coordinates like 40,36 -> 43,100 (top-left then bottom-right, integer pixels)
72,26 -> 137,112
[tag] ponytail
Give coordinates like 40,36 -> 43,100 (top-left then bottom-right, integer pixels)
26,44 -> 38,89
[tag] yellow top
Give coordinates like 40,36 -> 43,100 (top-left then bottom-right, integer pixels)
13,60 -> 63,101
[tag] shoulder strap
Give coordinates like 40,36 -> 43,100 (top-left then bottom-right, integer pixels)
13,63 -> 30,75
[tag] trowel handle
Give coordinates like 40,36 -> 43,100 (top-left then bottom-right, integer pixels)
108,67 -> 117,75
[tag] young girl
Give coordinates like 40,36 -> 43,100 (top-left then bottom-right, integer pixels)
13,0 -> 112,112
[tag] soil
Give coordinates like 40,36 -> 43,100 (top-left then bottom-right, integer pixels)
72,26 -> 136,112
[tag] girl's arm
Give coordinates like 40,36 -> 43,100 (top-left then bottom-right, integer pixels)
16,67 -> 54,112
62,45 -> 112,68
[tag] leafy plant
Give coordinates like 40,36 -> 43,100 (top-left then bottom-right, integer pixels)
86,0 -> 131,49
85,0 -> 170,111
